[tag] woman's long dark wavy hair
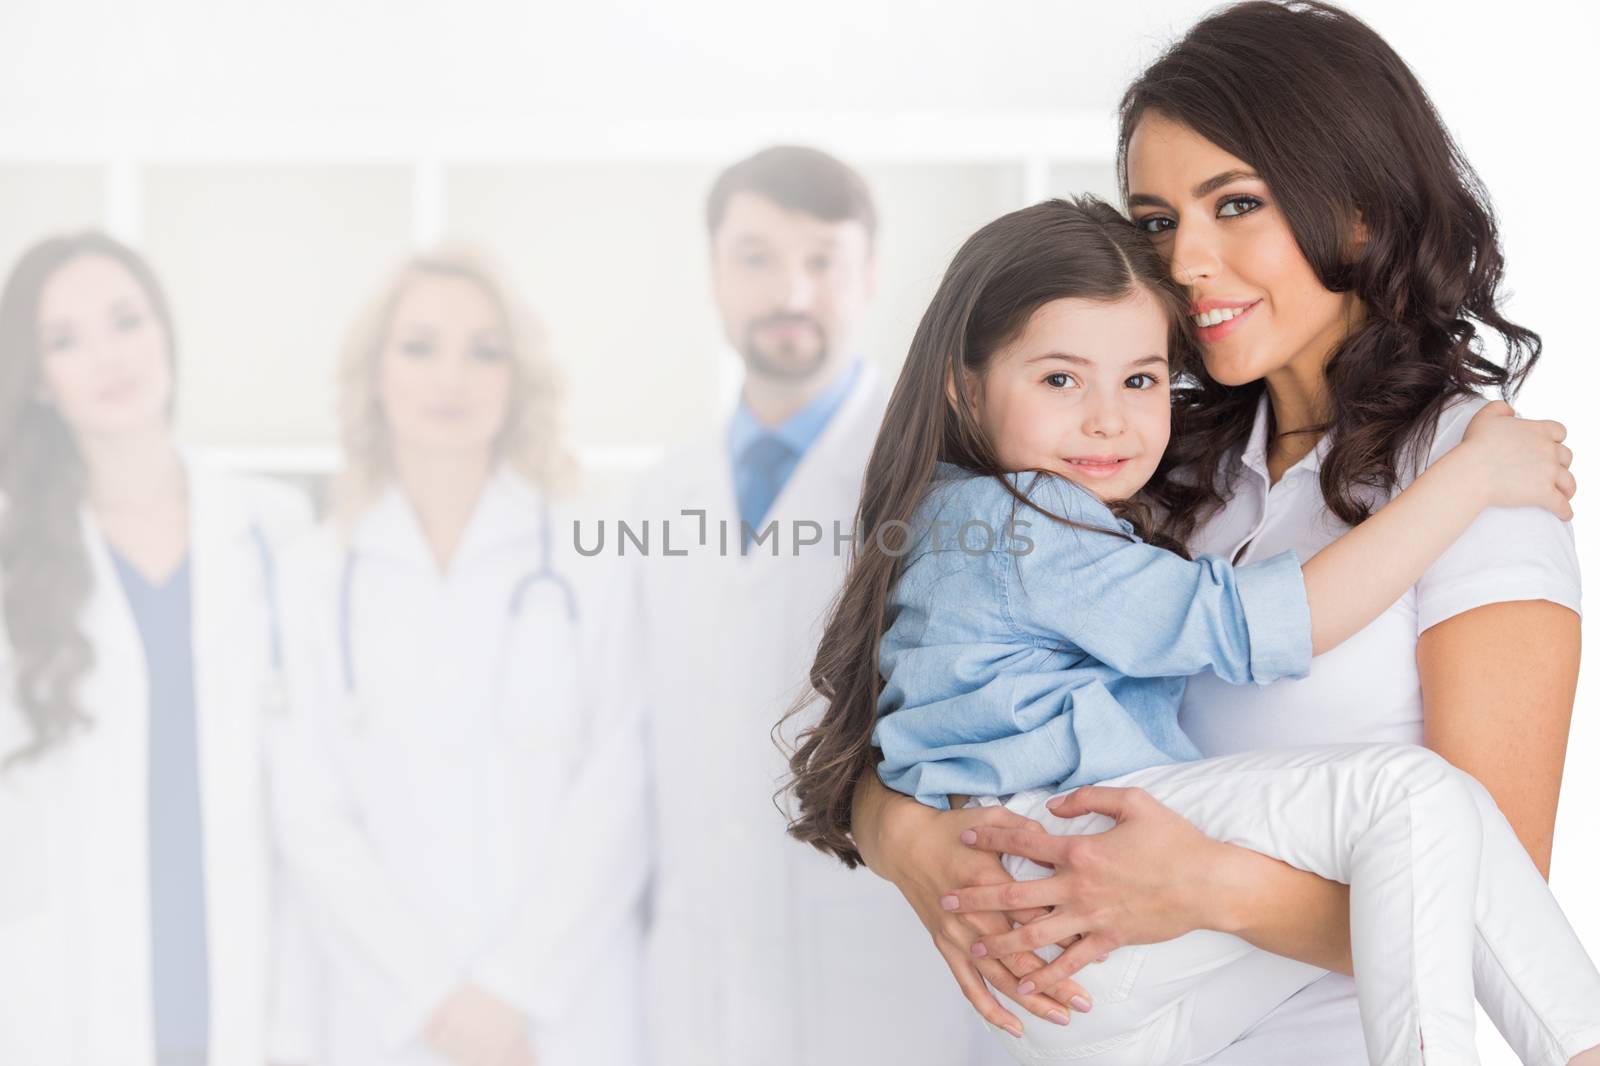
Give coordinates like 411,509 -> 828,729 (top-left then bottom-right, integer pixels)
782,197 -> 1193,867
1129,0 -> 1539,540
0,232 -> 177,763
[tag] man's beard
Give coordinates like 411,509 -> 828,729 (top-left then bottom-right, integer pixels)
739,313 -> 831,381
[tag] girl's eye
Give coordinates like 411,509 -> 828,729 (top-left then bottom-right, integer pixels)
113,312 -> 144,333
1126,373 -> 1161,390
471,343 -> 507,363
1135,215 -> 1175,236
1217,195 -> 1263,219
399,339 -> 434,359
42,331 -> 75,354
1043,372 -> 1076,389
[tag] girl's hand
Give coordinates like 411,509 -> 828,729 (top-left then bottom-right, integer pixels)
872,794 -> 1098,1033
1460,401 -> 1575,518
941,785 -> 1235,996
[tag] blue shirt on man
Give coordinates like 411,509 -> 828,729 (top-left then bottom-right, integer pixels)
729,359 -> 863,552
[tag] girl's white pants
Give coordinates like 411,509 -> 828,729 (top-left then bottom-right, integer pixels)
982,743 -> 1600,1065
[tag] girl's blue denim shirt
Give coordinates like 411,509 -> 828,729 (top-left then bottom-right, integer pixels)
872,462 -> 1313,809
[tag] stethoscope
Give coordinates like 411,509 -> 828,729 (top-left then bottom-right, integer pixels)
250,521 -> 288,718
335,498 -> 580,733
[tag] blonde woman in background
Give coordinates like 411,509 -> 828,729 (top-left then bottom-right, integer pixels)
268,245 -> 646,1066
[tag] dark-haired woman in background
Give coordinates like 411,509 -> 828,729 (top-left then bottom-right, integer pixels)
0,233 -> 312,1066
846,3 -> 1591,1061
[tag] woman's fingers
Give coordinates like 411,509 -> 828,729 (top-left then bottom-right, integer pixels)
974,952 -> 1079,1026
934,937 -> 1024,1037
1023,933 -> 1121,996
945,910 -> 1080,1025
991,918 -> 1096,1014
960,825 -> 1073,868
944,873 -> 1062,913
957,804 -> 1046,835
1046,784 -> 1143,822
974,911 -> 1089,958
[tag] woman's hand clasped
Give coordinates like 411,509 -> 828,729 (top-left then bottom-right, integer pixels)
941,785 -> 1235,999
875,797 -> 1100,1034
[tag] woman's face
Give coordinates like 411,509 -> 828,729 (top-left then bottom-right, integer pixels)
1125,112 -> 1359,388
377,272 -> 514,465
35,253 -> 173,442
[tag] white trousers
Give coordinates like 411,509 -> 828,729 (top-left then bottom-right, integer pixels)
981,744 -> 1600,1066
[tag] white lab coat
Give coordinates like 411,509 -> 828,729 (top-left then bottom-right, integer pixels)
0,460 -> 312,1066
633,362 -> 1008,1066
268,468 -> 646,1066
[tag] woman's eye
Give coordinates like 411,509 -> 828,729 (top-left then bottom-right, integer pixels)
399,339 -> 434,359
1135,215 -> 1175,236
1043,372 -> 1076,389
114,312 -> 144,333
1126,373 -> 1161,390
1217,195 -> 1263,219
41,332 -> 75,354
471,344 -> 507,363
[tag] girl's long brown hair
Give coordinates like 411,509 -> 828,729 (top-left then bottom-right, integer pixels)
1126,1 -> 1539,540
781,197 -> 1192,867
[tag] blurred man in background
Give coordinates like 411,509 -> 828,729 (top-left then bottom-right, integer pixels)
632,145 -> 1006,1066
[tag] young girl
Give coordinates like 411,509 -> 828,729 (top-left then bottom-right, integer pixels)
783,198 -> 1600,1065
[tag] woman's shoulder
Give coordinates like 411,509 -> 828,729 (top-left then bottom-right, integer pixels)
1404,391 -> 1580,625
1400,391 -> 1497,484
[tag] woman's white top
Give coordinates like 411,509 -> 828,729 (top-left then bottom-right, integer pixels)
1179,392 -> 1581,1063
269,469 -> 646,1066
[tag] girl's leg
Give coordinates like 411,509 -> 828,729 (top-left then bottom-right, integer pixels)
1089,743 -> 1484,1065
988,744 -> 1600,1065
980,789 -> 1326,1065
1455,773 -> 1600,1066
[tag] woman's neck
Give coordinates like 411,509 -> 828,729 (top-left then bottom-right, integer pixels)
392,445 -> 493,573
78,425 -> 189,583
1262,367 -> 1327,483
80,426 -> 185,513
1260,298 -> 1361,485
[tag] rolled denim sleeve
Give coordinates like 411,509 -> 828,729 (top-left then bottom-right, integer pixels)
1003,475 -> 1312,685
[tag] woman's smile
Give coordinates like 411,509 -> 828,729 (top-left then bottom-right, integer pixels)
1190,298 -> 1261,343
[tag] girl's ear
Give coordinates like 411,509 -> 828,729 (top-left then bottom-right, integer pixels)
945,365 -> 978,417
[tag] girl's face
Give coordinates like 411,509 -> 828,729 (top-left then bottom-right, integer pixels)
36,253 -> 173,442
970,290 -> 1171,503
1125,112 -> 1359,388
377,273 -> 514,464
